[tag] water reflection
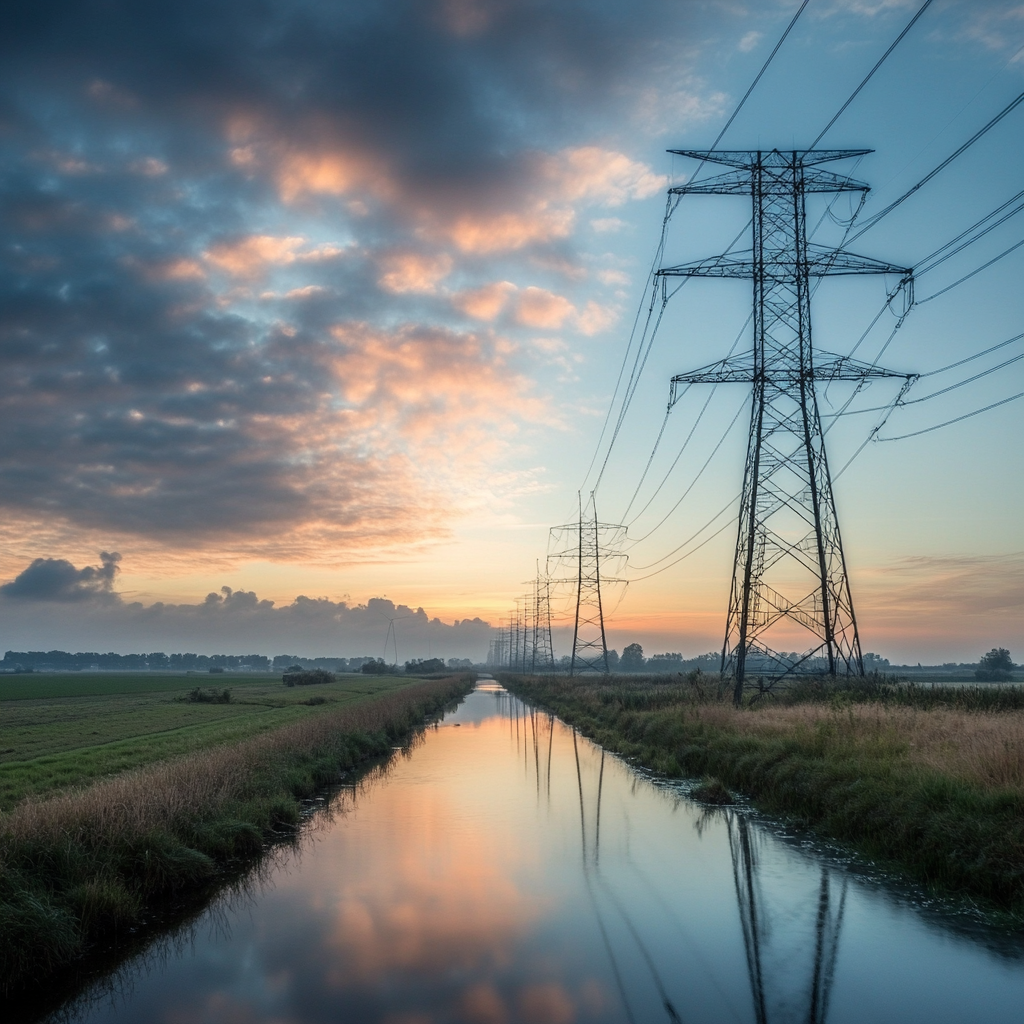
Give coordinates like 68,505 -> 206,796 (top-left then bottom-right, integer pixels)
29,683 -> 1024,1024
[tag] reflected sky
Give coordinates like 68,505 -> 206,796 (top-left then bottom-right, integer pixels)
50,684 -> 1024,1024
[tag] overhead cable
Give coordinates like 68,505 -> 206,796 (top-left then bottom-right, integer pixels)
847,86 -> 1024,242
917,236 -> 1024,303
877,390 -> 1024,441
809,0 -> 935,149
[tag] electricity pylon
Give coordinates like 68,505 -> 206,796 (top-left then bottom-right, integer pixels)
548,494 -> 627,676
531,568 -> 556,671
661,150 -> 913,702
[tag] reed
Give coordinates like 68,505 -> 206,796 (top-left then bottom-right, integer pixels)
0,675 -> 473,995
501,672 -> 1024,918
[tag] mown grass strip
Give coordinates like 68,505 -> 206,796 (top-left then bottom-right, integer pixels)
0,674 -> 416,809
0,674 -> 473,996
501,673 -> 1024,920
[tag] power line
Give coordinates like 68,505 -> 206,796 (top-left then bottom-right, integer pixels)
917,235 -> 1024,303
628,394 -> 748,544
915,188 -> 1024,276
809,0 -> 935,149
581,1 -> 814,498
920,329 -> 1024,377
708,0 -> 812,155
628,496 -> 740,578
848,86 -> 1024,242
877,389 -> 1024,441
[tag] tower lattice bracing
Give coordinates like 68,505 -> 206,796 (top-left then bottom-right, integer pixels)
661,150 -> 912,700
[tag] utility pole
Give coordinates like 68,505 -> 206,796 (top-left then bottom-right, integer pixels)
661,150 -> 913,702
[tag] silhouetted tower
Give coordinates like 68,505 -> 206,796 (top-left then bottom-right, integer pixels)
531,568 -> 556,672
661,150 -> 912,702
549,494 -> 620,675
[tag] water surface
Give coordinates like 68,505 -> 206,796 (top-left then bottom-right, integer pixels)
51,682 -> 1024,1023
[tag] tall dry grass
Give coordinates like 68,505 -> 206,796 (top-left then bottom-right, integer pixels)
0,675 -> 472,995
686,702 -> 1024,793
502,672 -> 1024,916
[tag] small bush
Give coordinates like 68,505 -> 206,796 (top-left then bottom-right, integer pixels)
283,669 -> 335,687
692,777 -> 734,805
184,687 -> 232,704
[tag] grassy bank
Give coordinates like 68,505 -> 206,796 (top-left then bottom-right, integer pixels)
0,672 -> 420,810
0,674 -> 473,995
500,672 -> 1024,918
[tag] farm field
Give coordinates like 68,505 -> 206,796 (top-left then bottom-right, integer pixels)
0,672 -> 415,810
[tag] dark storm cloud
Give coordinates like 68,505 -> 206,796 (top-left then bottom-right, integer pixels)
0,551 -> 121,602
0,0 -> 702,545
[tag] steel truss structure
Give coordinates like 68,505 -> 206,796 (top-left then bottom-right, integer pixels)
548,495 -> 627,676
661,150 -> 913,701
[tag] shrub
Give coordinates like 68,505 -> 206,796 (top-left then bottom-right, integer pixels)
282,669 -> 334,687
184,687 -> 232,704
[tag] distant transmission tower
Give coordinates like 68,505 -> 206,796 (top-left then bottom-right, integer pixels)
549,494 -> 627,676
662,150 -> 913,702
531,568 -> 556,672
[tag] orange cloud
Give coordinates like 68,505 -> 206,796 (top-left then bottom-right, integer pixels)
378,251 -> 453,294
277,148 -> 395,203
446,206 -> 575,254
452,281 -> 517,321
515,287 -> 574,330
508,288 -> 617,336
156,258 -> 205,281
546,146 -> 666,207
205,234 -> 305,276
204,235 -> 344,278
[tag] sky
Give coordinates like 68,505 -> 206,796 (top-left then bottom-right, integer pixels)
0,0 -> 1022,664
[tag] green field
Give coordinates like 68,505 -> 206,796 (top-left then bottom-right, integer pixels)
0,672 -> 415,811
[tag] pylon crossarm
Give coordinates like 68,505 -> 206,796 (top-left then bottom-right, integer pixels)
669,169 -> 753,195
804,246 -> 911,276
658,251 -> 910,279
667,148 -> 873,168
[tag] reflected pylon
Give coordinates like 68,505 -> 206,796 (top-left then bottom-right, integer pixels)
727,812 -> 847,1024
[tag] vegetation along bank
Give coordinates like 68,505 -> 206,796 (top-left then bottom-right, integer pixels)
500,672 -> 1024,920
0,672 -> 474,996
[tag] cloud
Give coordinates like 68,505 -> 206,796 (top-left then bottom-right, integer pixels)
451,281 -> 517,320
0,561 -> 493,657
515,287 -> 575,329
738,30 -> 762,52
0,552 -> 121,603
547,146 -> 667,207
596,268 -> 629,287
0,0 -> 695,566
377,251 -> 453,294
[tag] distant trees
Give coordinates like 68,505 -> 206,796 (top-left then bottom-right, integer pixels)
405,658 -> 447,675
976,648 -> 1015,682
361,658 -> 389,675
283,668 -> 335,686
620,643 -> 644,672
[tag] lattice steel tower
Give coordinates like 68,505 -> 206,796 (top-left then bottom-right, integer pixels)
548,494 -> 627,676
661,150 -> 912,701
530,569 -> 556,672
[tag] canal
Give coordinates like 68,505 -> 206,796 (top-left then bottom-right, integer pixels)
46,681 -> 1024,1023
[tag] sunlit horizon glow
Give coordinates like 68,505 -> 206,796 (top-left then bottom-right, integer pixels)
1,1 -> 1021,664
